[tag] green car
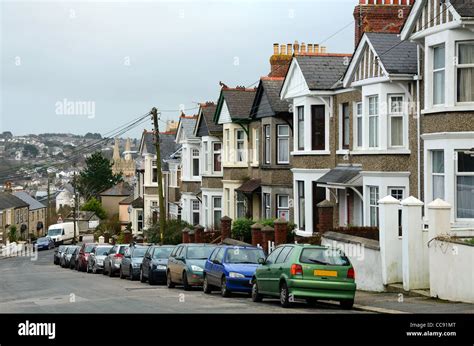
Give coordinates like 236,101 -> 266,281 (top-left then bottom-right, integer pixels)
251,244 -> 356,309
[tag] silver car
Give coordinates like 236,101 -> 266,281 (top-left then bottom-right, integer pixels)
103,244 -> 128,277
87,244 -> 113,274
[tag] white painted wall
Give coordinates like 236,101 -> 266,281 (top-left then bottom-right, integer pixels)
321,237 -> 385,292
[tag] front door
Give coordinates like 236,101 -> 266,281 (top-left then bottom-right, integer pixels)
312,183 -> 326,233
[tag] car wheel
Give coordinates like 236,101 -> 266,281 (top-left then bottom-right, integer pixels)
251,281 -> 263,302
279,282 -> 292,308
203,275 -> 212,294
221,277 -> 231,298
140,268 -> 146,283
166,271 -> 175,288
182,272 -> 191,291
128,266 -> 134,281
340,299 -> 354,310
92,264 -> 97,274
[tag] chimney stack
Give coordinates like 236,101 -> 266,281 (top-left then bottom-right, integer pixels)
273,43 -> 279,55
354,0 -> 413,48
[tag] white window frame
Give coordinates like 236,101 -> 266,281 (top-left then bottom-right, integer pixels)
297,105 -> 304,150
225,188 -> 230,216
340,103 -> 350,150
236,192 -> 246,218
277,194 -> 289,220
212,196 -> 222,229
192,199 -> 200,226
388,95 -> 405,148
277,125 -> 290,164
433,44 -> 446,106
203,142 -> 209,175
152,159 -> 158,183
455,150 -> 474,220
368,186 -> 379,227
235,129 -> 245,163
456,40 -> 474,104
368,96 -> 379,148
354,102 -> 363,148
191,148 -> 200,178
263,193 -> 271,219
255,129 -> 260,164
225,129 -> 230,162
203,195 -> 208,227
264,125 -> 271,164
212,142 -> 222,173
431,150 -> 445,201
297,181 -> 305,230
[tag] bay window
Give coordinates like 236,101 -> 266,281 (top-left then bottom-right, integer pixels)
277,195 -> 289,220
264,125 -> 271,164
192,200 -> 200,226
297,106 -> 304,150
432,150 -> 445,200
389,95 -> 404,147
311,105 -> 325,150
277,125 -> 290,164
433,44 -> 445,105
236,129 -> 245,162
342,103 -> 350,149
368,96 -> 379,148
456,151 -> 474,219
369,186 -> 379,227
457,41 -> 474,103
213,142 -> 222,173
192,148 -> 200,178
297,181 -> 305,230
213,197 -> 222,229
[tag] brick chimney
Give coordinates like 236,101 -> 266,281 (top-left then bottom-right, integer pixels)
354,0 -> 413,47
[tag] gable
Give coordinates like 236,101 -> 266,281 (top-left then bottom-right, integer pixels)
254,90 -> 275,119
401,0 -> 461,40
195,111 -> 210,137
352,43 -> 387,83
217,100 -> 232,125
280,59 -> 310,99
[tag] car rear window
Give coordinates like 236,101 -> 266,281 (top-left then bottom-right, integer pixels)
225,248 -> 265,264
153,247 -> 173,259
96,247 -> 111,256
186,246 -> 215,260
132,247 -> 148,257
84,244 -> 95,252
300,248 -> 350,266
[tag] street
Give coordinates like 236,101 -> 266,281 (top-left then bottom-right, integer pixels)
1,248 -> 473,314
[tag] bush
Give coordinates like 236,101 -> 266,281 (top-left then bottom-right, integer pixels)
231,218 -> 254,243
145,219 -> 192,245
81,197 -> 107,220
8,226 -> 18,242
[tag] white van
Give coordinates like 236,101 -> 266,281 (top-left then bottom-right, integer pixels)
47,222 -> 78,245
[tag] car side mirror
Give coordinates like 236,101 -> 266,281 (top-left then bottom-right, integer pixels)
258,258 -> 265,265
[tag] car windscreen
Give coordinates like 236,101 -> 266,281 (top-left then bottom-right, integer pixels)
84,244 -> 96,252
186,246 -> 215,260
47,228 -> 62,236
96,247 -> 111,256
300,248 -> 350,266
37,237 -> 49,243
132,247 -> 148,258
153,247 -> 173,259
225,248 -> 265,264
118,246 -> 126,255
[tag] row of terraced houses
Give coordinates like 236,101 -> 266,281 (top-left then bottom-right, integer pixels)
128,0 -> 474,238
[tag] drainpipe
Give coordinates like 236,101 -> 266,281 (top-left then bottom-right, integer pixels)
416,44 -> 422,200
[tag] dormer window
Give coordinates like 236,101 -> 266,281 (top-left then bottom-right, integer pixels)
457,41 -> 474,103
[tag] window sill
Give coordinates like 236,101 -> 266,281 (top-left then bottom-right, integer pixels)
350,149 -> 411,155
295,229 -> 313,237
422,104 -> 474,115
291,150 -> 330,156
201,174 -> 223,178
336,149 -> 350,155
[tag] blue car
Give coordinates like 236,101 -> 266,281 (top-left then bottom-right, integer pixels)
203,245 -> 266,297
35,236 -> 55,250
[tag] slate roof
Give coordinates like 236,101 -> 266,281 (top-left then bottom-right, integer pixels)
252,78 -> 291,119
13,191 -> 45,210
0,192 -> 29,210
316,166 -> 361,185
179,116 -> 199,140
366,33 -> 417,75
119,195 -> 135,205
202,104 -> 220,134
221,89 -> 256,120
141,132 -> 181,171
131,197 -> 144,209
100,182 -> 133,196
65,210 -> 98,221
235,179 -> 262,194
295,55 -> 351,90
451,0 -> 474,18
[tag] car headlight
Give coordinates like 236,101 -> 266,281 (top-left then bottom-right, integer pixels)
191,265 -> 203,272
155,265 -> 167,270
229,272 -> 245,278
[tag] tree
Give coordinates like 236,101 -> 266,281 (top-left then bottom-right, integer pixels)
81,197 -> 107,220
8,225 -> 18,242
22,144 -> 39,157
77,152 -> 123,200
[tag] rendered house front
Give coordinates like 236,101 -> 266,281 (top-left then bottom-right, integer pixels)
401,0 -> 474,227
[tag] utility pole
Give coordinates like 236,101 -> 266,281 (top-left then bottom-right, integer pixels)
151,107 -> 166,245
46,174 -> 51,229
72,167 -> 78,245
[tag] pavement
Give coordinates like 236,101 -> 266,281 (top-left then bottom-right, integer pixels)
0,248 -> 473,314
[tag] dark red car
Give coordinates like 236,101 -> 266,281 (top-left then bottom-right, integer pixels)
76,243 -> 98,272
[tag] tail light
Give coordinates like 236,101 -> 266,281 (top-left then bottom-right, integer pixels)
347,267 -> 355,279
114,254 -> 123,259
290,264 -> 303,276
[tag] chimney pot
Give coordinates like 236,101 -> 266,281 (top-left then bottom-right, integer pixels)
273,43 -> 279,55
287,43 -> 292,55
280,44 -> 287,55
321,46 -> 327,53
293,40 -> 300,55
314,44 -> 320,53
301,42 -> 306,53
307,44 -> 313,53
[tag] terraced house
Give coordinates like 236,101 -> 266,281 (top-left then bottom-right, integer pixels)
193,102 -> 223,230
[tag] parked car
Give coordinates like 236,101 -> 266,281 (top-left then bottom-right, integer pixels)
35,237 -> 55,251
103,244 -> 128,277
140,245 -> 175,285
76,243 -> 98,272
60,245 -> 79,268
251,244 -> 356,309
120,244 -> 150,280
87,245 -> 113,274
53,245 -> 66,265
203,245 -> 266,297
69,246 -> 81,269
167,243 -> 217,290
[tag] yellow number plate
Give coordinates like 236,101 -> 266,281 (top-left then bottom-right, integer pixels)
314,270 -> 338,277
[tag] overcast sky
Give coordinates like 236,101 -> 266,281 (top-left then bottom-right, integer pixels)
1,0 -> 356,139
